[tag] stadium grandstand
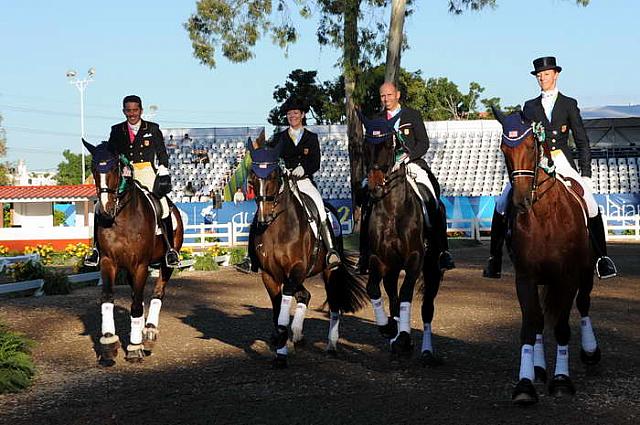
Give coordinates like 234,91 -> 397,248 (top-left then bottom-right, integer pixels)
163,114 -> 640,203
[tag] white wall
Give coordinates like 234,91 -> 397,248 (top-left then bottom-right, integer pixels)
13,202 -> 52,227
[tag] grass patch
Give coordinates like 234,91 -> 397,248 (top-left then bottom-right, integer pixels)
0,322 -> 36,393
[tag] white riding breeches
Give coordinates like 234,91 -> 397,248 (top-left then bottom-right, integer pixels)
495,151 -> 598,218
133,162 -> 169,218
291,177 -> 327,222
406,162 -> 437,201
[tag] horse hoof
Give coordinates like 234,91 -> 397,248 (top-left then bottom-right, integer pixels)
534,366 -> 547,383
125,344 -> 146,363
144,324 -> 159,342
99,334 -> 120,362
391,332 -> 413,358
512,378 -> 538,406
291,335 -> 306,347
548,374 -> 576,397
420,350 -> 443,367
326,348 -> 338,358
580,346 -> 601,366
272,354 -> 288,369
379,318 -> 398,339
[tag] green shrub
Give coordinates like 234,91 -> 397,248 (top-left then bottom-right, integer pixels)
229,247 -> 246,265
0,323 -> 36,393
6,260 -> 71,295
42,270 -> 70,295
194,255 -> 219,271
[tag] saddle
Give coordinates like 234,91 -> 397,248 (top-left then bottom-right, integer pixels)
557,175 -> 589,225
135,182 -> 177,234
287,180 -> 341,239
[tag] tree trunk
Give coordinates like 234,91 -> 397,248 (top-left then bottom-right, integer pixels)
344,0 -> 364,230
384,0 -> 406,85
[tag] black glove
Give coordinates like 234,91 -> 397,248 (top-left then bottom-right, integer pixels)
153,175 -> 172,197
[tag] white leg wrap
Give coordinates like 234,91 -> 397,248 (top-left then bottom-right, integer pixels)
146,299 -> 162,327
399,302 -> 411,334
554,345 -> 570,376
580,316 -> 597,353
276,345 -> 288,356
328,311 -> 340,348
101,302 -> 115,336
371,298 -> 388,326
291,303 -> 307,342
277,295 -> 292,327
534,334 -> 546,369
130,316 -> 144,345
421,323 -> 433,353
519,344 -> 535,381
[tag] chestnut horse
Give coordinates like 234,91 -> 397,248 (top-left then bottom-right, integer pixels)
83,140 -> 184,365
493,110 -> 601,406
247,136 -> 366,368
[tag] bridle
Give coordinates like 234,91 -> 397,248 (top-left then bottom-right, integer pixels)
93,154 -> 130,220
366,126 -> 410,202
252,162 -> 286,226
502,122 -> 555,204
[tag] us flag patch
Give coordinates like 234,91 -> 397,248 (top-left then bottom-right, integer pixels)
509,131 -> 518,138
373,130 -> 381,136
259,163 -> 267,169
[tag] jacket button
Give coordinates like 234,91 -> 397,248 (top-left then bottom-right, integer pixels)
552,130 -> 558,135
552,138 -> 556,143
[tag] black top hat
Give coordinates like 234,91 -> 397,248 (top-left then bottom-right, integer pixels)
531,57 -> 562,75
280,97 -> 308,114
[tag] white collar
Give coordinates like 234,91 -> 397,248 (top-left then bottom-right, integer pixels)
386,105 -> 401,117
541,88 -> 559,99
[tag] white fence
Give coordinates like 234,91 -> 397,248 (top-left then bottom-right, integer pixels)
446,215 -> 640,242
181,222 -> 249,249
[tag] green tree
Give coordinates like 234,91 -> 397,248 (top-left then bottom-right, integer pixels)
268,69 -> 331,126
55,150 -> 91,185
0,114 -> 10,186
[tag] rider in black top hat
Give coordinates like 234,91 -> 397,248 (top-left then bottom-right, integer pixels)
483,56 -> 617,280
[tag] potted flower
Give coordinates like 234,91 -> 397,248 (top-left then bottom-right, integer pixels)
207,244 -> 230,266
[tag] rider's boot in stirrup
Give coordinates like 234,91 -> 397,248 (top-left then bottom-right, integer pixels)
588,212 -> 617,279
320,219 -> 341,269
161,215 -> 180,268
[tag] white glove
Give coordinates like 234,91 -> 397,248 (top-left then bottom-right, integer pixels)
291,165 -> 305,177
157,164 -> 170,176
582,176 -> 594,192
398,153 -> 410,163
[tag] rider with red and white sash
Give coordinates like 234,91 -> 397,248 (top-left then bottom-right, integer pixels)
483,57 -> 617,279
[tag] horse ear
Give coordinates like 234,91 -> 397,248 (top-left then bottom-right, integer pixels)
246,137 -> 254,153
82,138 -> 95,154
491,105 -> 506,125
254,129 -> 265,148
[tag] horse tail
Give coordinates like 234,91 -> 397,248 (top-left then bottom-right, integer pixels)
326,263 -> 368,314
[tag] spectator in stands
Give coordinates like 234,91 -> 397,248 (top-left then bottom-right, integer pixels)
483,56 -> 617,279
84,95 -> 179,268
185,181 -> 196,197
236,97 -> 341,273
233,187 -> 245,204
359,82 -> 455,274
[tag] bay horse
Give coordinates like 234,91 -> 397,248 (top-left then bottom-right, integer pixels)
493,109 -> 601,405
247,135 -> 367,369
360,114 -> 444,365
83,140 -> 184,365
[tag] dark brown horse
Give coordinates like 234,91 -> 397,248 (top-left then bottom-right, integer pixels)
247,136 -> 366,368
360,115 -> 444,365
83,140 -> 184,365
493,110 -> 601,405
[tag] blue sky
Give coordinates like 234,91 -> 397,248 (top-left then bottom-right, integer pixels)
1,0 -> 638,171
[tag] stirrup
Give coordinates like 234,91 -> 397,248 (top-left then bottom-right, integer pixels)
165,249 -> 180,268
84,248 -> 100,267
595,256 -> 617,279
439,250 -> 455,270
326,250 -> 341,270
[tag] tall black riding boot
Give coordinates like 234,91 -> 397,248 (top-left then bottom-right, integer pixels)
161,215 -> 180,268
84,221 -> 100,267
437,200 -> 455,270
483,209 -> 506,279
320,219 -> 341,269
588,213 -> 617,279
237,216 -> 259,273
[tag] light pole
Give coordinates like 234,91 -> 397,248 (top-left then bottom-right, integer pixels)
66,67 -> 95,184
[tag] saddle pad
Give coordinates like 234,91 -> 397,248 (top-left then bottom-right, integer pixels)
557,174 -> 588,226
135,182 -> 176,234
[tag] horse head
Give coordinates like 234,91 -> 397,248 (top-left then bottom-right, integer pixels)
493,107 -> 547,212
83,139 -> 126,219
360,112 -> 401,197
248,135 -> 284,226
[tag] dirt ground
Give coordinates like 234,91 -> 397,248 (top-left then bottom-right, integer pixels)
0,243 -> 638,425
